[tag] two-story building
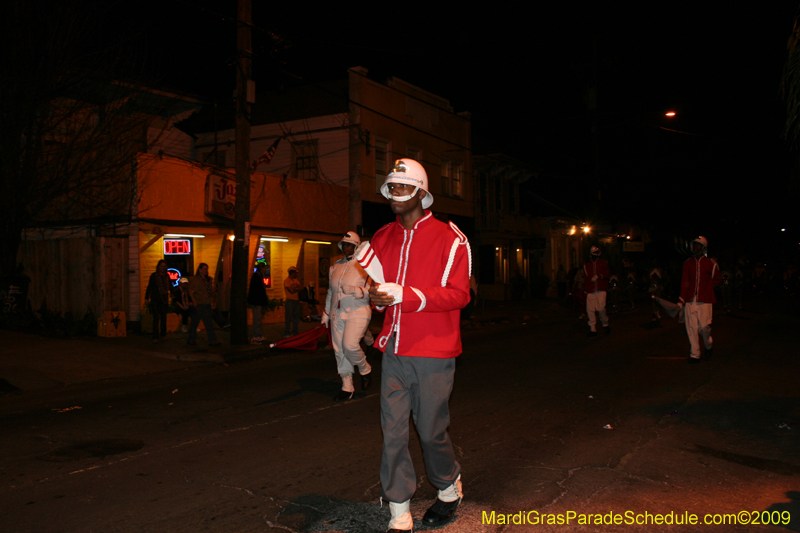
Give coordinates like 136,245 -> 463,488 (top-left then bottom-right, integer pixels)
184,66 -> 474,238
16,69 -> 473,332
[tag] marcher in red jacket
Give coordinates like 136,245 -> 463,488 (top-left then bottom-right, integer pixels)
679,236 -> 722,363
368,158 -> 469,532
584,246 -> 610,336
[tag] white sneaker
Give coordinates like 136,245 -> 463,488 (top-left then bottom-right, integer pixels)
388,500 -> 413,531
438,474 -> 462,503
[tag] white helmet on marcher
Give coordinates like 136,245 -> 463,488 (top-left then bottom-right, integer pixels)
380,158 -> 433,209
692,236 -> 708,256
338,231 -> 361,251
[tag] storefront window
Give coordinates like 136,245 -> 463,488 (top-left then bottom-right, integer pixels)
163,238 -> 194,283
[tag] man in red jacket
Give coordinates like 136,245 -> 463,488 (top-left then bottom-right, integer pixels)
368,158 -> 471,532
584,246 -> 610,336
678,236 -> 722,364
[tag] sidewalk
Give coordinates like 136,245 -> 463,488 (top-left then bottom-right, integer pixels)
0,317 -> 322,393
0,298 -> 570,394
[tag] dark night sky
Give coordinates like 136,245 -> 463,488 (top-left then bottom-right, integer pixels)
129,1 -> 799,260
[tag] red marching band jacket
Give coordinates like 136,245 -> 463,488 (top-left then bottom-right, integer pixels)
583,258 -> 610,293
679,256 -> 722,304
367,211 -> 471,359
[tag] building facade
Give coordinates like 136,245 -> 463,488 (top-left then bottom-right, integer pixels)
16,69 -> 471,331
473,155 -> 586,300
186,67 -> 473,238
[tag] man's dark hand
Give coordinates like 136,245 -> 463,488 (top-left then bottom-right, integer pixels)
369,285 -> 395,306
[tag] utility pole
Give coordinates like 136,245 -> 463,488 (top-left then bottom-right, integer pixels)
230,0 -> 252,345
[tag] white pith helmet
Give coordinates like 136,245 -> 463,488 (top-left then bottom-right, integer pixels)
692,236 -> 708,255
380,158 -> 433,209
338,231 -> 361,251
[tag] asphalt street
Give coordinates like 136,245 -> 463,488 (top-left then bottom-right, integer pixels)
1,297 -> 798,533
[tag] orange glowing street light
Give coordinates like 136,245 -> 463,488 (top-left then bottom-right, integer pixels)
665,111 -> 676,117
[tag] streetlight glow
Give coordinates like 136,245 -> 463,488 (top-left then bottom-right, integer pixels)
665,111 -> 676,117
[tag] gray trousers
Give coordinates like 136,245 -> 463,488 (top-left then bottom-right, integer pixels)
284,299 -> 300,336
380,336 -> 460,503
251,305 -> 263,337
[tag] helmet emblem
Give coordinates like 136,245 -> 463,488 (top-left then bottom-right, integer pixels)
391,160 -> 408,174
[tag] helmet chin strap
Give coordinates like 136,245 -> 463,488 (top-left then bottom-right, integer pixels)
391,187 -> 419,202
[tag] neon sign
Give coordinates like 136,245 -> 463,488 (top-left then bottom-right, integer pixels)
164,239 -> 191,255
167,268 -> 182,287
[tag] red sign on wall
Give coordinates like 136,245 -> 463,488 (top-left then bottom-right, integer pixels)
164,239 -> 191,255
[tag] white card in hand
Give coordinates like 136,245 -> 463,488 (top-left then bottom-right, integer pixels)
355,241 -> 385,284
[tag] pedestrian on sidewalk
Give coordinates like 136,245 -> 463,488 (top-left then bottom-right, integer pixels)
368,158 -> 470,532
678,236 -> 721,364
584,245 -> 610,336
144,259 -> 171,343
248,263 -> 270,344
283,266 -> 302,338
322,231 -> 372,401
187,263 -> 220,346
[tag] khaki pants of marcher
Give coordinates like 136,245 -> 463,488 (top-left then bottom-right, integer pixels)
331,312 -> 371,391
586,291 -> 608,332
684,301 -> 713,358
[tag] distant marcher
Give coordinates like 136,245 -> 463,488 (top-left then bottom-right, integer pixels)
173,277 -> 194,333
678,236 -> 721,364
144,259 -> 171,343
322,231 -> 373,401
247,263 -> 270,344
584,246 -> 610,336
187,263 -> 220,346
284,266 -> 302,338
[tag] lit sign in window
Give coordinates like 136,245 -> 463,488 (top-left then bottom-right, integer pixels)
164,239 -> 191,255
255,241 -> 271,288
167,268 -> 182,287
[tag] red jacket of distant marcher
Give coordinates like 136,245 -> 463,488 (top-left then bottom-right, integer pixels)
679,256 -> 721,304
583,258 -> 610,293
369,211 -> 471,359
